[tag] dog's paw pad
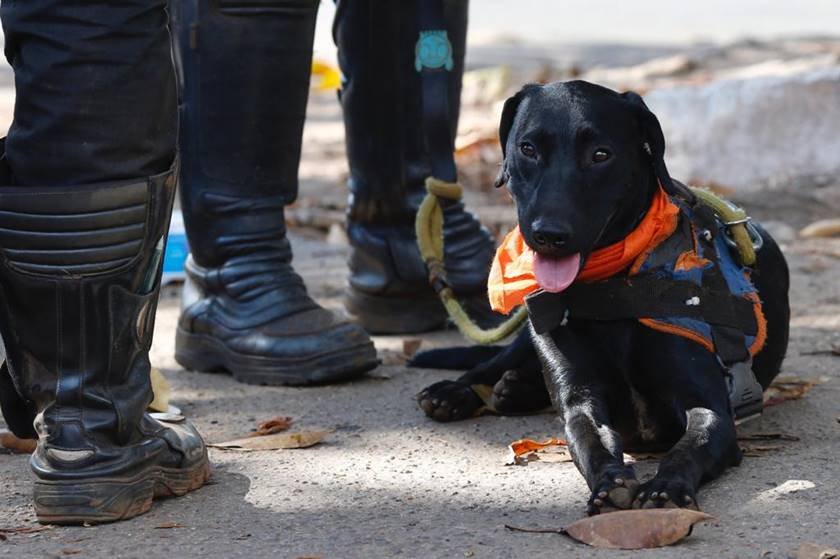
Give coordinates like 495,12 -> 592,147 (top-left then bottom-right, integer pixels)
416,380 -> 484,422
587,472 -> 639,515
633,479 -> 699,510
489,369 -> 551,415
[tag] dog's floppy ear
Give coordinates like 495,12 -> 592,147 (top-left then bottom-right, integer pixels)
621,91 -> 695,203
494,84 -> 539,188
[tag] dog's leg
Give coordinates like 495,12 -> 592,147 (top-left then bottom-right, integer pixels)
534,327 -> 638,515
631,335 -> 743,510
634,406 -> 739,510
416,328 -> 549,422
564,404 -> 639,515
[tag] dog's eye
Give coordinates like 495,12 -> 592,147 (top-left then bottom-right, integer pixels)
519,142 -> 537,159
592,149 -> 612,163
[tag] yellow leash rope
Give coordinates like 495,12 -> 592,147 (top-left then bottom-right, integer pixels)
416,178 -> 757,344
416,177 -> 528,344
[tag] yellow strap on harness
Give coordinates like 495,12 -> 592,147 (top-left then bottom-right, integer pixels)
689,187 -> 756,266
416,179 -> 756,344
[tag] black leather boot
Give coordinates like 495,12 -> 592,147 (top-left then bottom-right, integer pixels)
170,0 -> 378,385
336,0 -> 498,334
0,164 -> 209,525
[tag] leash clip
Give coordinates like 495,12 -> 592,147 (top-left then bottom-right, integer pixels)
723,219 -> 764,252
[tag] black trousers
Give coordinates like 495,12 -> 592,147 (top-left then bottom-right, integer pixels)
0,0 -> 176,186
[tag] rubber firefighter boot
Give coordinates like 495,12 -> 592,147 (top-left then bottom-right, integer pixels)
170,0 -> 378,385
0,164 -> 209,525
336,0 -> 499,334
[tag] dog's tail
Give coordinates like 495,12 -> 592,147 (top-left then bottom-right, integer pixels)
408,345 -> 505,371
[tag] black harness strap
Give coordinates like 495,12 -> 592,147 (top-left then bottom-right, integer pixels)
695,222 -> 752,366
525,274 -> 758,336
694,220 -> 764,421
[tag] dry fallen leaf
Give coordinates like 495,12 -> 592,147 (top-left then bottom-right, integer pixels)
249,416 -> 293,438
505,437 -> 660,466
563,508 -> 714,549
737,432 -> 799,456
506,438 -> 568,465
402,338 -> 423,358
741,443 -> 785,457
793,542 -> 840,559
148,367 -> 171,413
0,430 -> 36,454
737,432 -> 799,442
209,431 -> 329,451
800,344 -> 840,357
469,384 -> 496,414
799,218 -> 840,239
154,522 -> 185,529
764,376 -> 819,407
0,525 -> 52,535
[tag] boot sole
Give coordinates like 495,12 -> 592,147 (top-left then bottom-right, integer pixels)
344,288 -> 448,334
33,453 -> 210,525
175,328 -> 379,386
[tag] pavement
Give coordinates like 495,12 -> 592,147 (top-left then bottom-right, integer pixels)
1,50 -> 840,559
1,218 -> 839,558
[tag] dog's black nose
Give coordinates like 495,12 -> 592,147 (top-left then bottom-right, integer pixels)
531,223 -> 569,248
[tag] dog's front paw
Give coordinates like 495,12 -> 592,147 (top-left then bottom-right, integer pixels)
587,469 -> 639,515
416,381 -> 484,422
490,369 -> 551,415
633,477 -> 699,510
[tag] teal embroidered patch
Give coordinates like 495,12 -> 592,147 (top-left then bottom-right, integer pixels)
415,30 -> 454,72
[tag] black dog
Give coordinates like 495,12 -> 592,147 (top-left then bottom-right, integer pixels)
414,81 -> 789,514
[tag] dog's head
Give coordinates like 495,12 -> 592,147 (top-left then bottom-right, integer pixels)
495,80 -> 676,291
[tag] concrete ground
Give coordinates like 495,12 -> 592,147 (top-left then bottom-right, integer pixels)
2,40 -> 840,559
1,223 -> 839,558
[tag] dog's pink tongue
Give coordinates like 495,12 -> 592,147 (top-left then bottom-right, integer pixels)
533,252 -> 581,293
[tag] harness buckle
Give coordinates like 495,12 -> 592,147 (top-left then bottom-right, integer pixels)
725,358 -> 764,423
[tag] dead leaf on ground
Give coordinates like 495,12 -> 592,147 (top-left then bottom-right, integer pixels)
741,443 -> 786,457
506,438 -> 568,465
148,367 -> 171,413
209,431 -> 329,451
800,344 -> 840,357
764,376 -> 820,407
623,451 -> 666,463
153,522 -> 185,529
799,218 -> 840,239
402,338 -> 423,357
366,368 -> 392,380
249,416 -> 293,437
506,437 -> 661,466
736,432 -> 799,457
737,432 -> 799,442
0,525 -> 51,535
0,431 -> 36,454
793,542 -> 840,559
562,508 -> 714,549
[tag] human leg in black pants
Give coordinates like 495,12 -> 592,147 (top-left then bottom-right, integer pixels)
170,0 -> 379,386
337,0 -> 498,334
0,0 -> 208,524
